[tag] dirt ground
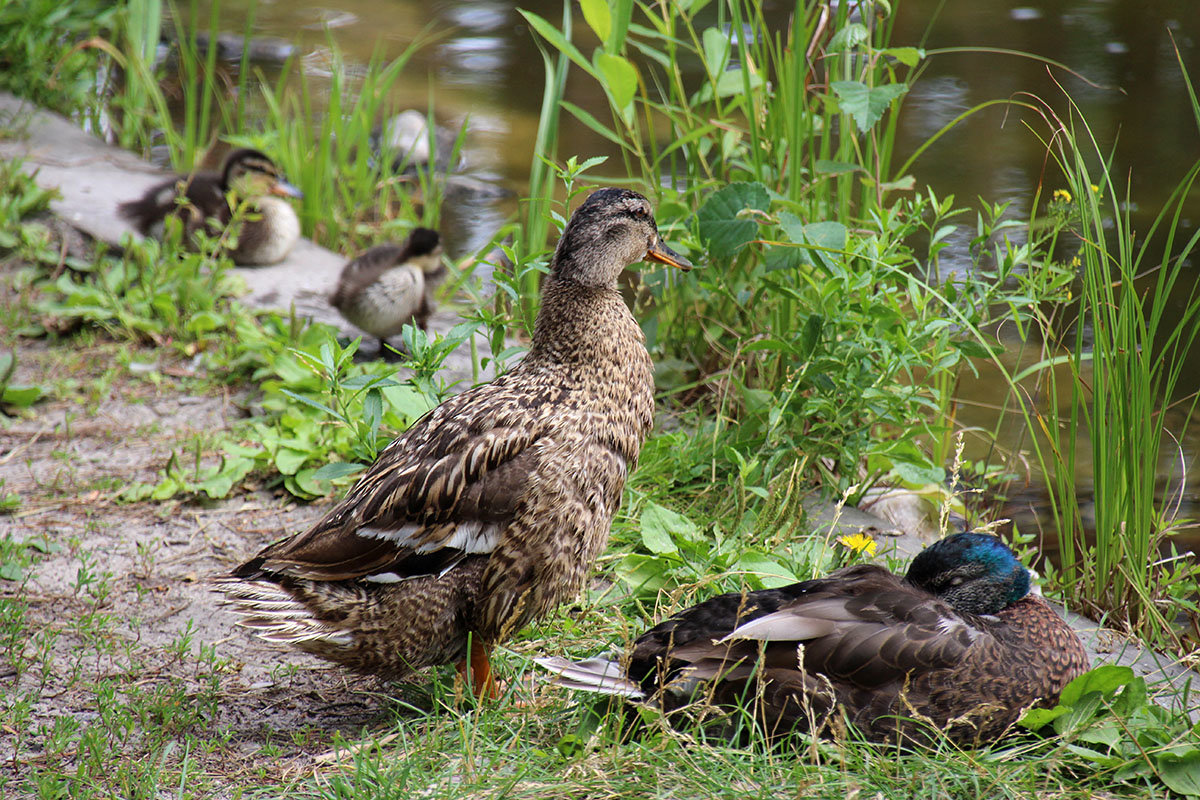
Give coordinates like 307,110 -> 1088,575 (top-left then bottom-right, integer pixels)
0,338 -> 443,788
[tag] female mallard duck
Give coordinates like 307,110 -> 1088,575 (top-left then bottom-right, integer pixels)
218,188 -> 692,696
118,148 -> 302,266
329,227 -> 444,357
538,533 -> 1089,745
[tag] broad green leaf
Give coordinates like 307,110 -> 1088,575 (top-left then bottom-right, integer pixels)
803,221 -> 848,252
1059,665 -> 1135,706
640,502 -> 699,554
882,46 -> 925,67
827,23 -> 869,51
0,563 -> 22,581
595,52 -> 638,119
292,467 -> 332,498
736,552 -> 798,588
273,447 -> 309,476
615,553 -> 670,594
1019,705 -> 1070,730
198,473 -> 234,499
696,182 -> 770,261
831,80 -> 909,133
701,27 -> 730,77
2,385 -> 42,408
579,0 -> 611,44
891,461 -> 944,487
1158,750 -> 1200,796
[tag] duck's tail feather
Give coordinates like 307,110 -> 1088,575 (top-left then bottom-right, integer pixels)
213,576 -> 355,648
534,655 -> 645,699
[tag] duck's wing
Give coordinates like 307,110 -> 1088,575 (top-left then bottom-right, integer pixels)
655,567 -> 982,691
117,174 -> 226,234
235,385 -> 543,583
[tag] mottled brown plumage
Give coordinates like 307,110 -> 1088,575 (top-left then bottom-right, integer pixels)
117,148 -> 302,266
219,188 -> 692,694
538,533 -> 1089,745
329,228 -> 444,355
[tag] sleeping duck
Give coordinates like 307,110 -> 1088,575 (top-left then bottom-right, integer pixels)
538,533 -> 1089,745
218,188 -> 693,697
118,148 -> 302,266
329,227 -> 444,357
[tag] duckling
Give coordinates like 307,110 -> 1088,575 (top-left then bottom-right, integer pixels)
538,533 -> 1089,745
218,188 -> 692,697
329,227 -> 444,357
118,148 -> 302,266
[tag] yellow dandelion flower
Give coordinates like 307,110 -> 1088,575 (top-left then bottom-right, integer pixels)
1052,189 -> 1072,203
1090,183 -> 1100,194
837,532 -> 878,556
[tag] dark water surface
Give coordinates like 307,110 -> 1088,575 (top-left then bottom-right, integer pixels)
194,0 -> 1200,547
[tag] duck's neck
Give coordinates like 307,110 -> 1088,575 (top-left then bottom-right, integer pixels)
524,275 -> 642,368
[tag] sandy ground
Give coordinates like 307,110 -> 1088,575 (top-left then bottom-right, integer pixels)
0,338 -> 449,787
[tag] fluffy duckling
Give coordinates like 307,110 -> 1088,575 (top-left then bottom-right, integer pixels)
118,148 -> 302,266
538,533 -> 1089,745
218,188 -> 692,697
329,227 -> 444,357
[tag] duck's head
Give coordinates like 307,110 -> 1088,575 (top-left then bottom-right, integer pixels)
551,188 -> 691,288
222,149 -> 303,200
905,532 -> 1031,615
405,227 -> 444,274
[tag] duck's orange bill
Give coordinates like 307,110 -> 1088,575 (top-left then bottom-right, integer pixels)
645,239 -> 693,271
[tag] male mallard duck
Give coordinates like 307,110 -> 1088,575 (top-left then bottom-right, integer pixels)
538,533 -> 1088,745
329,227 -> 444,356
118,148 -> 302,266
218,188 -> 692,696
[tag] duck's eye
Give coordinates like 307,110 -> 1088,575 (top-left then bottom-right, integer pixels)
949,576 -> 965,587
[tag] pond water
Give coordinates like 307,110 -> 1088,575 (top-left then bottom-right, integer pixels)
190,0 -> 1200,549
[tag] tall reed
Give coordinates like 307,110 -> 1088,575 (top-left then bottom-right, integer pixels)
1016,80 -> 1200,644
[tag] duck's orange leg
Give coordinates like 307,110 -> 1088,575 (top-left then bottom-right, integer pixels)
455,636 -> 498,700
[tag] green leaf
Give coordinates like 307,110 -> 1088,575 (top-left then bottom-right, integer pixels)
696,182 -> 770,262
579,0 -> 611,45
891,461 -> 944,487
1019,705 -> 1071,730
1059,665 -> 1135,705
831,80 -> 909,133
311,461 -> 365,481
615,553 -> 670,595
735,552 -> 798,588
1158,750 -> 1200,796
198,473 -> 234,499
519,10 -> 599,81
273,447 -> 309,476
0,562 -> 23,581
561,101 -> 626,147
701,27 -> 730,77
595,52 -> 638,119
953,339 -> 995,358
827,23 -> 869,51
640,502 -> 699,554
2,385 -> 43,408
881,46 -> 924,67
815,159 -> 863,176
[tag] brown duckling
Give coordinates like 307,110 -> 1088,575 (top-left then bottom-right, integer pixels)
218,188 -> 693,697
329,227 -> 444,357
118,148 -> 302,266
538,533 -> 1089,745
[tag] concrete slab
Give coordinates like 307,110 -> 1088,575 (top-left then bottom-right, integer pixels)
0,91 -> 492,374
